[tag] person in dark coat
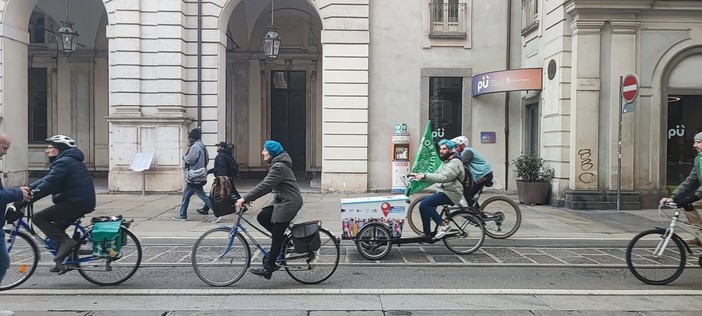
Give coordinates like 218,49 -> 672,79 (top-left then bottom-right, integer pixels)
196,141 -> 240,219
30,135 -> 96,268
0,133 -> 31,298
236,140 -> 303,279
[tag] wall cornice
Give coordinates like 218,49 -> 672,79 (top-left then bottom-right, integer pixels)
566,0 -> 702,16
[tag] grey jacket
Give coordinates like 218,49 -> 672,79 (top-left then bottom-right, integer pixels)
243,152 -> 303,223
672,154 -> 702,200
423,157 -> 465,205
184,140 -> 209,184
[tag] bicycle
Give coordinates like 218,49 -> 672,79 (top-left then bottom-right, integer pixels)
625,203 -> 702,285
1,198 -> 142,291
190,205 -> 340,286
355,199 -> 485,260
406,180 -> 522,239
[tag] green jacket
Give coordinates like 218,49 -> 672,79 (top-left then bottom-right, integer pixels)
423,158 -> 465,205
672,154 -> 702,201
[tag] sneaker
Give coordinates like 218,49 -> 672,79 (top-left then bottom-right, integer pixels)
434,224 -> 451,240
0,311 -> 14,316
196,208 -> 209,215
212,216 -> 222,223
53,239 -> 78,263
171,216 -> 187,221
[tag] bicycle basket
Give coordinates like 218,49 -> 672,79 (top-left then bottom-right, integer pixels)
290,221 -> 321,253
91,218 -> 127,258
4,206 -> 23,224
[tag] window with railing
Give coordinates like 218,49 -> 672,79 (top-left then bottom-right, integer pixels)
429,1 -> 467,38
521,0 -> 539,34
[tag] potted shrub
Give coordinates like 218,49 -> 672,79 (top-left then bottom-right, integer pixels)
512,153 -> 554,205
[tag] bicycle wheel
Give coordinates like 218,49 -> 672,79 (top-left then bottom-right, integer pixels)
407,195 -> 434,235
480,196 -> 522,239
284,227 -> 340,284
626,228 -> 686,285
0,230 -> 39,291
76,227 -> 142,286
355,223 -> 393,260
443,210 -> 485,255
192,227 -> 250,287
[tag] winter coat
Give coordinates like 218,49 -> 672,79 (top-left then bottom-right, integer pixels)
243,152 -> 303,223
457,147 -> 493,182
672,153 -> 702,200
30,147 -> 96,212
423,157 -> 465,205
208,146 -> 238,178
183,140 -> 209,184
0,181 -> 23,225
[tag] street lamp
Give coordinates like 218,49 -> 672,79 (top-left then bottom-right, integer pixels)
262,0 -> 281,61
56,0 -> 79,57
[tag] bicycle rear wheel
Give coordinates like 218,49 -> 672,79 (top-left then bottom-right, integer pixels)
443,210 -> 485,255
480,196 -> 522,239
407,195 -> 434,236
355,223 -> 393,260
284,227 -> 340,284
626,228 -> 686,285
76,227 -> 142,286
0,230 -> 39,291
192,227 -> 250,287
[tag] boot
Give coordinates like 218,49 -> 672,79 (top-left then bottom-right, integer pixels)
250,265 -> 274,280
683,209 -> 702,246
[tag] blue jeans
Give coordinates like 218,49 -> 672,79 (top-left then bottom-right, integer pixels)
178,183 -> 213,218
418,192 -> 453,236
0,214 -> 8,282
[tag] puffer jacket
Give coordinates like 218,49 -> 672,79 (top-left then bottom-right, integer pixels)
183,140 -> 209,184
30,147 -> 96,212
243,152 -> 303,223
672,153 -> 702,200
423,157 -> 465,205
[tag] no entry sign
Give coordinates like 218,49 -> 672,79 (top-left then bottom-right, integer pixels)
622,74 -> 639,103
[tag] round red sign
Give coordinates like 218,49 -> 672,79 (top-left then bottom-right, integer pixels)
622,74 -> 639,103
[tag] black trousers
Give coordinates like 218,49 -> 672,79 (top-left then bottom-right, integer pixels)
33,204 -> 90,245
463,172 -> 494,208
256,206 -> 290,268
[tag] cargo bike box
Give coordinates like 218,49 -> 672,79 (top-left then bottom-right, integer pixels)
340,195 -> 410,240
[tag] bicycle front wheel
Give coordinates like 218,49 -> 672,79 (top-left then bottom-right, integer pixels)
626,228 -> 686,285
191,227 -> 250,287
443,211 -> 485,255
481,196 -> 522,239
0,230 -> 39,291
76,227 -> 142,286
407,195 -> 433,235
284,227 -> 340,285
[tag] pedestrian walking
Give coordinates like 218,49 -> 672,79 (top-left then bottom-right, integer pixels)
172,128 -> 212,221
197,141 -> 241,222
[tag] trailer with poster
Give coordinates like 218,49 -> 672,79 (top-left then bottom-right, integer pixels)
340,195 -> 410,240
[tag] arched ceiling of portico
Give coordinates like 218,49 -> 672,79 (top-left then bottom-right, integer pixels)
217,0 -> 323,32
1,0 -> 110,50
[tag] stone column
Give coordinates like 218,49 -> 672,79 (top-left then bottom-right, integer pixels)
569,20 -> 604,191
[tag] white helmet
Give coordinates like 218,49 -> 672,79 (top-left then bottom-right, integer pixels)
451,136 -> 469,147
45,135 -> 77,148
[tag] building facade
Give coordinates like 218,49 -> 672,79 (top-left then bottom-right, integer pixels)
0,0 -> 532,194
522,0 -> 702,208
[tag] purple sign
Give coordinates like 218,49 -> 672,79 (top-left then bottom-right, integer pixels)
480,132 -> 496,144
472,68 -> 543,96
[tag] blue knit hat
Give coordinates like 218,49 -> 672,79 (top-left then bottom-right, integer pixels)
263,140 -> 284,157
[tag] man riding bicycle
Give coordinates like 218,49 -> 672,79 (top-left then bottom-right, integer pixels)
451,136 -> 493,209
29,135 -> 96,269
660,131 -> 702,246
409,139 -> 465,239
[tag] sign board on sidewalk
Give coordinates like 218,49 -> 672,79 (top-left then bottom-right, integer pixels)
129,152 -> 154,172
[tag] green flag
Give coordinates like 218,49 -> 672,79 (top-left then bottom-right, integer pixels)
405,121 -> 441,196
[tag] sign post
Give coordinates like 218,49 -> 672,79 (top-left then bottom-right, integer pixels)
618,74 -> 639,210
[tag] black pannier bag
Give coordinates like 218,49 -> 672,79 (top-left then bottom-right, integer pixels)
290,221 -> 321,253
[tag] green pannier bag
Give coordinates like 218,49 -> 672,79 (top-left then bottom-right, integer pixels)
91,220 -> 127,257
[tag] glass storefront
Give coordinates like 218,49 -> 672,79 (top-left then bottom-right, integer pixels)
666,95 -> 702,186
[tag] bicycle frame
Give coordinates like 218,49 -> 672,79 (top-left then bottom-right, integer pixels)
653,205 -> 700,257
218,208 -> 294,264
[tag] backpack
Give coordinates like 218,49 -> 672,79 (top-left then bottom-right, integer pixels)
209,176 -> 236,217
227,155 -> 240,178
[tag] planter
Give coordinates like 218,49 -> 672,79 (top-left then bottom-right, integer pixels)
516,180 -> 551,205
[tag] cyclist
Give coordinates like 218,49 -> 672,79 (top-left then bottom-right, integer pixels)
451,136 -> 493,209
409,139 -> 465,239
235,140 -> 303,280
30,135 -> 96,269
660,131 -> 702,246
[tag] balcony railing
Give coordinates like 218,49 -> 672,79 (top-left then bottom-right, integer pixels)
429,2 -> 467,38
521,0 -> 539,34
